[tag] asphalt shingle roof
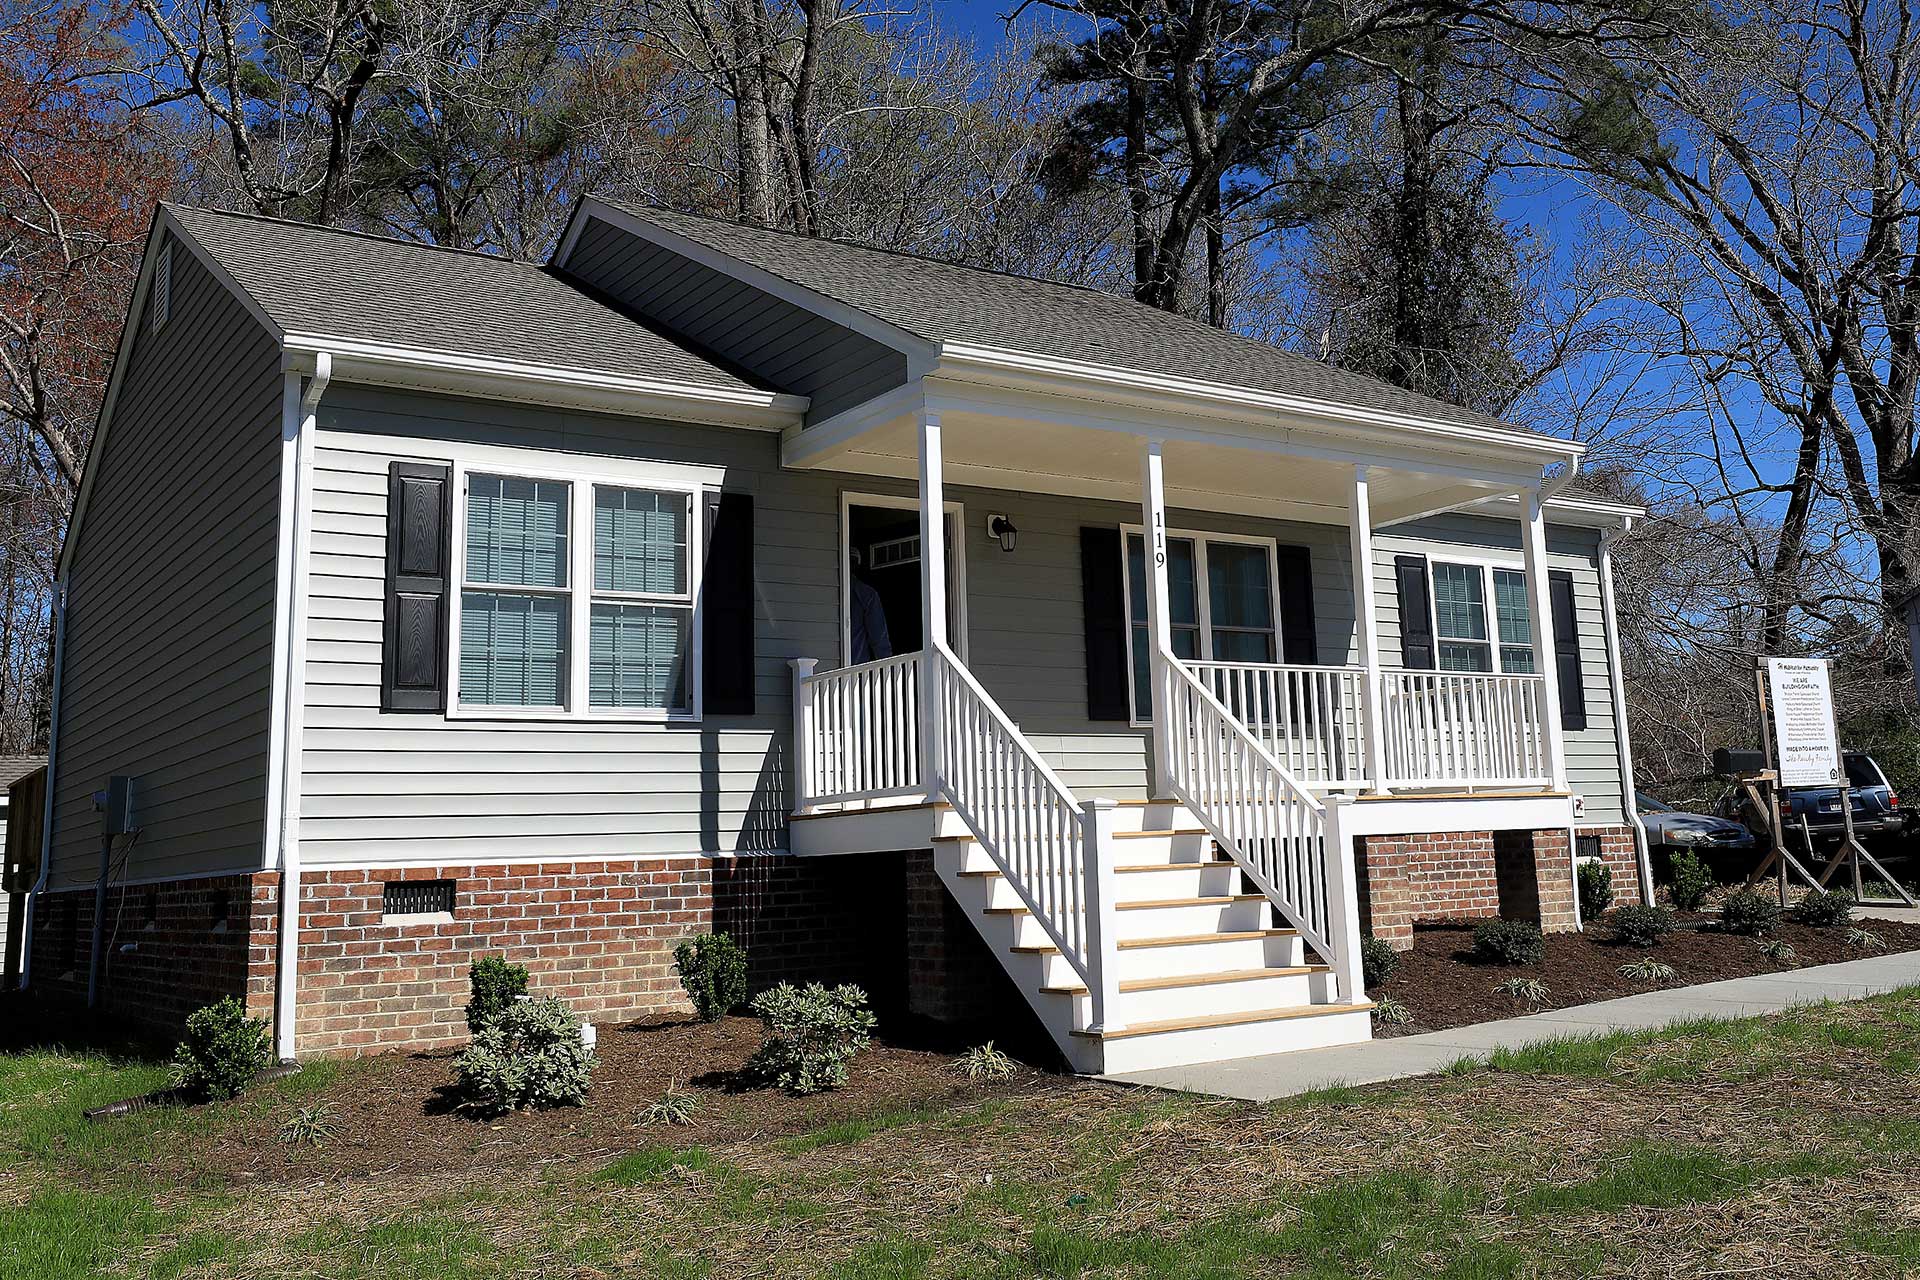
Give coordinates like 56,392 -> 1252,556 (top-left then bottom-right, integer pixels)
597,200 -> 1527,435
0,756 -> 45,788
166,204 -> 763,396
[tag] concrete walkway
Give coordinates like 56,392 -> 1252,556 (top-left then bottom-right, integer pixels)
1107,950 -> 1920,1101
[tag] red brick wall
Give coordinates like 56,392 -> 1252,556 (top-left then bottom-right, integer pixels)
25,871 -> 276,1034
294,860 -> 713,1056
1578,826 -> 1643,909
713,852 -> 904,1003
1359,828 -> 1586,951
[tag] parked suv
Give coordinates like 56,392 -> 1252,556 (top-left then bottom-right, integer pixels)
1717,752 -> 1904,846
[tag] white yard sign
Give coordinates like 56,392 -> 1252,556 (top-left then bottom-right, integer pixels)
1766,657 -> 1843,787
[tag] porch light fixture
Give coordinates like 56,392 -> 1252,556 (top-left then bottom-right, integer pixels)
987,513 -> 1018,553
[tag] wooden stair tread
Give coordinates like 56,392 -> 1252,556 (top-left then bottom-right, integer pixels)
1115,860 -> 1233,873
1009,929 -> 1293,956
987,893 -> 1261,918
1113,828 -> 1208,839
1072,1001 -> 1372,1040
1040,965 -> 1328,995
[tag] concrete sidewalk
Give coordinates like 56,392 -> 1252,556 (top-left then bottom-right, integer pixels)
1106,950 -> 1920,1101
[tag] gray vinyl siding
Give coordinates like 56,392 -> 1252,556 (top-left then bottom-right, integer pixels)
1372,514 -> 1628,825
561,218 -> 909,423
297,384 -> 1630,862
48,235 -> 284,888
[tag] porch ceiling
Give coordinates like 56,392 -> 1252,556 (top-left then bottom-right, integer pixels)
794,402 -> 1546,528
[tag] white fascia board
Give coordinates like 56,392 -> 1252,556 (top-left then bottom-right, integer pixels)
1481,490 -> 1645,529
560,200 -> 944,375
781,381 -> 926,468
280,334 -> 807,431
58,206 -> 288,580
932,343 -> 1586,467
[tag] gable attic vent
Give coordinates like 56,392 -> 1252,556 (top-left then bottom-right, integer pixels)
149,240 -> 172,333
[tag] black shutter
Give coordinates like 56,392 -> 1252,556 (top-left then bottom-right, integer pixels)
1080,526 -> 1130,721
1276,545 -> 1318,664
381,462 -> 451,712
1393,555 -> 1435,670
703,491 -> 755,716
1548,569 -> 1589,730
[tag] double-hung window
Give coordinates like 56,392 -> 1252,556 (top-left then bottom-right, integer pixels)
1430,560 -> 1534,674
454,467 -> 700,719
1122,531 -> 1278,720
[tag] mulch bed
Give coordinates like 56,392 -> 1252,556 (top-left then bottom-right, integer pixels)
164,1015 -> 1068,1184
1374,911 -> 1920,1037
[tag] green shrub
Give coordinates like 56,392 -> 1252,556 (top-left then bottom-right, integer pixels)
1360,935 -> 1398,989
279,1103 -> 337,1147
1719,887 -> 1782,937
170,997 -> 273,1100
464,955 -> 530,1035
746,982 -> 876,1095
1789,889 -> 1854,928
1472,919 -> 1545,966
1667,850 -> 1716,912
1577,860 -> 1616,918
1609,904 -> 1677,948
1757,937 -> 1797,964
454,995 -> 596,1116
673,932 -> 749,1022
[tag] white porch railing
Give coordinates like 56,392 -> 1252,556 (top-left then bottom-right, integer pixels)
1188,661 -> 1368,789
791,652 -> 924,807
1377,669 -> 1552,789
1159,653 -> 1364,1001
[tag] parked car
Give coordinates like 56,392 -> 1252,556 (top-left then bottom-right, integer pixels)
1714,752 -> 1905,847
1637,792 -> 1757,858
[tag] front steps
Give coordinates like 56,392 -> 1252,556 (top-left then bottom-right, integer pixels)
933,799 -> 1372,1073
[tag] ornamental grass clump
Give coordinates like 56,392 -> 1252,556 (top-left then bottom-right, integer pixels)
1789,889 -> 1854,928
464,954 -> 530,1035
954,1042 -> 1016,1081
1472,919 -> 1545,967
674,932 -> 749,1022
746,982 -> 876,1095
1846,927 -> 1886,951
1720,887 -> 1782,937
1494,976 -> 1551,1008
1371,996 -> 1412,1026
170,997 -> 273,1101
455,995 -> 596,1117
1667,850 -> 1717,912
1617,957 -> 1677,983
1609,904 -> 1677,948
1578,861 -> 1616,919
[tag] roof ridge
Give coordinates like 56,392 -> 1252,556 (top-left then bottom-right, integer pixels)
163,201 -> 545,268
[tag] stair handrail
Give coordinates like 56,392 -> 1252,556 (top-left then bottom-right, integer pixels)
927,639 -> 1122,1026
1157,648 -> 1362,998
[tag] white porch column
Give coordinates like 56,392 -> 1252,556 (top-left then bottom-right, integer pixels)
1348,466 -> 1390,794
918,410 -> 947,797
1521,486 -> 1569,790
1140,439 -> 1176,797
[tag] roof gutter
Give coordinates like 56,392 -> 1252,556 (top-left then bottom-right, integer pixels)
271,350 -> 329,1060
17,576 -> 66,991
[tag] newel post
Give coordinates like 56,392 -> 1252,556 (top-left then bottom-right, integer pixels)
1322,796 -> 1369,1007
1080,797 -> 1124,1033
789,658 -> 817,813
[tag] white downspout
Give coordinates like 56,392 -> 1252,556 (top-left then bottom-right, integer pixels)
1598,516 -> 1653,905
18,576 -> 66,989
1544,451 -> 1584,929
271,352 -> 328,1060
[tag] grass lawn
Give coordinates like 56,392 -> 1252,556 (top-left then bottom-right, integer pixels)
6,990 -> 1920,1278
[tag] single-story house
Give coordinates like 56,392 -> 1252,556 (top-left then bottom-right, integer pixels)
21,201 -> 1648,1072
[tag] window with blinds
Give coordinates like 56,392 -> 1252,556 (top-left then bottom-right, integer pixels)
589,485 -> 692,712
461,474 -> 570,707
1432,561 -> 1537,675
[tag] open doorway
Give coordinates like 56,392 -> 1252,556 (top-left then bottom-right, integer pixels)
841,495 -> 966,664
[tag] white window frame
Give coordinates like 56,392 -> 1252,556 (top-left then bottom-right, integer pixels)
839,491 -> 969,665
1118,525 -> 1284,727
447,452 -> 712,723
1422,553 -> 1537,676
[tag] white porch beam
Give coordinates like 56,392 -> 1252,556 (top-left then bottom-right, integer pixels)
1348,467 -> 1390,794
1520,486 -> 1569,791
918,410 -> 948,799
1141,440 -> 1176,798
781,382 -> 923,470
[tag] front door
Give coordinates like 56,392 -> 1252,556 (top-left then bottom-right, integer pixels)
842,498 -> 964,664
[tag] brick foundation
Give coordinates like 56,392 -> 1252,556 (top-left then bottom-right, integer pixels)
1576,826 -> 1644,909
1358,827 -> 1588,951
26,872 -> 277,1033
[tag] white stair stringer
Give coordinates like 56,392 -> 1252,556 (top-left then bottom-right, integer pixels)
929,802 -> 1373,1074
